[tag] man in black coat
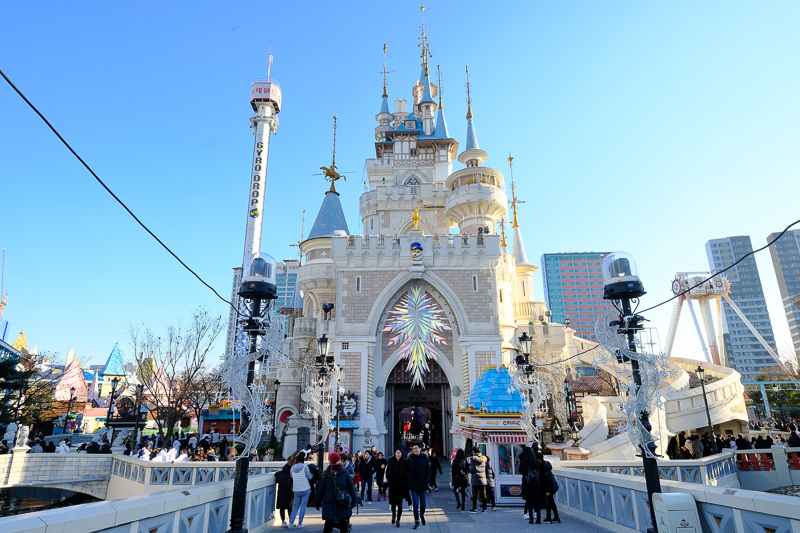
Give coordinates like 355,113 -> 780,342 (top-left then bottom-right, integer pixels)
359,450 -> 377,503
518,445 -> 541,524
406,444 -> 431,530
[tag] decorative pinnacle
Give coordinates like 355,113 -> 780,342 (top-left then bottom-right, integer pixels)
320,116 -> 345,193
508,153 -> 525,227
418,5 -> 432,75
437,64 -> 443,109
500,218 -> 507,247
382,44 -> 388,98
465,65 -> 473,119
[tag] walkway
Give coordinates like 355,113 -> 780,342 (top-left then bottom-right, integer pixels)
275,490 -> 613,533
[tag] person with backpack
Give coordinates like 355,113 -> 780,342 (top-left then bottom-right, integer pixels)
450,448 -> 470,510
518,445 -> 541,524
468,449 -> 488,513
315,452 -> 359,533
537,452 -> 560,523
386,448 -> 411,527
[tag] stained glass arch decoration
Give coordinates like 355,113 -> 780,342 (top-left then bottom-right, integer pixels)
383,286 -> 451,388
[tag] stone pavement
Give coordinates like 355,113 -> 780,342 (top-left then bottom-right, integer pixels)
273,490 -> 613,533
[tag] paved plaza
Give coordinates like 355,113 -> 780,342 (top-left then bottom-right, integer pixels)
273,489 -> 612,533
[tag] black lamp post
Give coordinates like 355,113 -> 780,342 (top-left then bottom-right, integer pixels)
516,332 -> 539,443
314,334 -> 342,466
601,251 -> 661,532
270,379 -> 281,446
132,383 -> 145,446
63,386 -> 76,434
696,366 -> 718,454
106,377 -> 120,428
564,376 -> 576,426
228,252 -> 278,533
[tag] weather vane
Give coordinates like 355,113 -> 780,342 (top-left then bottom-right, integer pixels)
465,65 -> 473,119
418,5 -> 432,74
436,64 -> 444,108
320,116 -> 345,193
376,44 -> 395,98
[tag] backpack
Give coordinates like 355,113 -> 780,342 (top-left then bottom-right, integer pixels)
525,464 -> 540,486
544,469 -> 558,493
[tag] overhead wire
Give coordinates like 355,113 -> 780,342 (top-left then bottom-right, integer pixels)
0,67 -> 238,313
638,218 -> 800,314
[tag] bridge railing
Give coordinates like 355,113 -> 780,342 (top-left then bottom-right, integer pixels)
107,454 -> 284,499
732,446 -> 800,492
553,450 -> 740,488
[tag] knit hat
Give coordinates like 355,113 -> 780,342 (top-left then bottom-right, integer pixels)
329,452 -> 341,464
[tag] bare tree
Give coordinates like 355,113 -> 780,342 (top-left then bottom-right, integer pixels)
185,369 -> 223,429
129,308 -> 224,441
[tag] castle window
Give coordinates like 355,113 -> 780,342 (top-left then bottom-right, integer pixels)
522,282 -> 526,297
472,275 -> 478,292
405,176 -> 421,194
499,289 -> 503,303
342,342 -> 349,350
356,276 -> 361,293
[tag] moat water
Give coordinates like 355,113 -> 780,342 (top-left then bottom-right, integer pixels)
0,486 -> 100,517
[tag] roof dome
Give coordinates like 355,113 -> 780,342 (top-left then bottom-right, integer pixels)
468,366 -> 497,408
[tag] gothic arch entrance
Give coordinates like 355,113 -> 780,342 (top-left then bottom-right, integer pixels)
384,359 -> 452,455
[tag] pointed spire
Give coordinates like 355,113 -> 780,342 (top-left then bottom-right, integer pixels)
101,342 -> 126,376
508,155 -> 531,265
464,66 -> 479,150
500,218 -> 507,248
418,5 -> 436,106
379,44 -> 392,115
320,116 -> 345,194
433,65 -> 449,138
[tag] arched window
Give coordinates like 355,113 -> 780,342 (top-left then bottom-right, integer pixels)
404,176 -> 421,194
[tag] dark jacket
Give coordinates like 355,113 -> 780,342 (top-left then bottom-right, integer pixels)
386,456 -> 411,505
540,460 -> 557,495
430,455 -> 442,476
315,466 -> 358,522
787,432 -> 800,448
451,452 -> 469,489
518,447 -> 540,500
469,454 -> 488,486
275,463 -> 294,509
359,456 -> 376,479
485,460 -> 496,488
375,457 -> 388,485
406,451 -> 431,492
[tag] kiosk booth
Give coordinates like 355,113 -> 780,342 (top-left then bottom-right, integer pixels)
456,366 -> 533,505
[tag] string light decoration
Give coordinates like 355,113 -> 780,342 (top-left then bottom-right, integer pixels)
300,363 -> 341,445
218,309 -> 285,457
507,361 -> 548,443
383,286 -> 451,388
592,315 -> 675,459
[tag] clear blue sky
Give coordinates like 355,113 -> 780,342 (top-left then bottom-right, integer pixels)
2,1 -> 798,367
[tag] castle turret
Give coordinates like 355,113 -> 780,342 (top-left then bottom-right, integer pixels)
444,66 -> 507,234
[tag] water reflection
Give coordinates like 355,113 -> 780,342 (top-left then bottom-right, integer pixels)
0,486 -> 100,516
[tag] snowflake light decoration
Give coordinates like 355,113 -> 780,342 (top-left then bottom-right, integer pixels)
300,365 -> 341,445
593,315 -> 676,459
217,308 -> 284,458
383,286 -> 450,388
507,362 -> 547,443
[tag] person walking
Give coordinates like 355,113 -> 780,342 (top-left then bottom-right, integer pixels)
538,452 -> 560,523
485,456 -> 497,511
276,451 -> 297,528
289,453 -> 313,528
468,449 -> 488,513
518,445 -> 541,524
450,448 -> 470,510
315,452 -> 359,533
359,450 -> 377,503
428,451 -> 442,492
375,451 -> 388,501
406,444 -> 431,530
386,448 -> 411,527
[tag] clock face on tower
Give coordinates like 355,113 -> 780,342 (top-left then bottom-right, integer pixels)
671,279 -> 683,296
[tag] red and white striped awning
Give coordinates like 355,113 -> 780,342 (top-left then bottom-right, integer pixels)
487,432 -> 527,443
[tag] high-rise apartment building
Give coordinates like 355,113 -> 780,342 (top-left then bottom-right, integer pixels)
224,260 -> 300,361
706,236 -> 777,380
540,252 -> 617,341
767,229 -> 800,360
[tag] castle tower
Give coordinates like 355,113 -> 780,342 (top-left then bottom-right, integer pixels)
444,67 -> 508,235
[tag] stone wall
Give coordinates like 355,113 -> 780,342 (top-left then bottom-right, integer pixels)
341,271 -> 399,324
436,269 -> 494,323
340,351 -> 362,393
0,451 -> 113,498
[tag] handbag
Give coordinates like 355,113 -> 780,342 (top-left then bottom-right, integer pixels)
336,488 -> 352,508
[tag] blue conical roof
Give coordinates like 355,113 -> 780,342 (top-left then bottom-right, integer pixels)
101,343 -> 126,376
432,107 -> 449,138
380,95 -> 390,115
465,117 -> 479,151
419,67 -> 436,105
468,366 -> 497,408
483,367 -> 526,413
307,192 -> 350,240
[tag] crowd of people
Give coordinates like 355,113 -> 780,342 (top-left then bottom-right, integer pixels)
271,440 -> 560,532
126,432 -> 276,463
667,427 -> 800,459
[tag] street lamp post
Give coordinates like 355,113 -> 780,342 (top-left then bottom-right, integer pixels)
63,386 -> 76,434
601,252 -> 661,533
132,384 -> 145,447
515,332 -> 539,444
696,366 -> 718,454
228,252 -> 278,533
314,334 -> 342,466
106,377 -> 120,427
270,379 -> 281,447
